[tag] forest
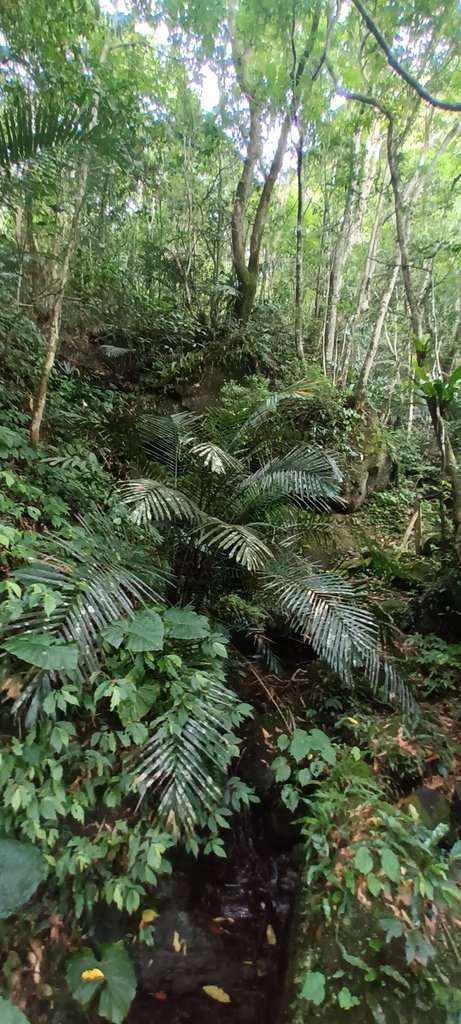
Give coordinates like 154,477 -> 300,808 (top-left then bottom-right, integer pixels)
0,0 -> 460,1021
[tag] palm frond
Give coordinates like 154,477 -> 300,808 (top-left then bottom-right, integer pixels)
0,92 -> 86,170
199,518 -> 273,571
231,379 -> 318,447
186,440 -> 243,476
235,446 -> 344,514
138,412 -> 196,477
1,520 -> 166,724
129,677 -> 246,837
120,477 -> 201,526
264,559 -> 413,712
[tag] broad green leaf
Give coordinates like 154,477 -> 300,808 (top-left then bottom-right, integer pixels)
101,620 -> 126,648
379,847 -> 401,883
367,873 -> 381,897
97,942 -> 137,1024
289,729 -> 312,763
0,839 -> 44,919
124,609 -> 164,652
0,997 -> 32,1024
301,971 -> 326,1005
66,948 -> 105,1009
290,728 -> 336,765
354,847 -> 373,875
272,756 -> 291,782
378,917 -> 404,941
103,610 -> 164,653
1,634 -> 79,671
338,987 -> 361,1009
164,607 -> 211,640
67,941 -> 136,1022
339,945 -> 369,970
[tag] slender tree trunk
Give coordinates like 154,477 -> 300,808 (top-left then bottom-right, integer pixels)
324,122 -> 382,372
354,177 -> 386,322
294,120 -> 306,360
323,136 -> 359,368
314,156 -> 333,328
29,32 -> 112,448
354,263 -> 399,407
387,116 -> 461,548
230,6 -> 321,323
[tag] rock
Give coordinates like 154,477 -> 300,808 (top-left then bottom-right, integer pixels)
451,781 -> 461,827
340,412 -> 393,513
403,787 -> 451,834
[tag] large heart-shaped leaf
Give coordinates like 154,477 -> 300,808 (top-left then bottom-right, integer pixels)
1,634 -> 79,671
67,941 -> 136,1024
0,839 -> 44,919
0,997 -> 32,1024
66,947 -> 106,1008
97,942 -> 137,1024
164,607 -> 211,641
102,610 -> 164,653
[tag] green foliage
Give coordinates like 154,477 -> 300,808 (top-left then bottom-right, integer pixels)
121,400 -> 410,708
0,998 -> 32,1024
276,732 -> 461,1019
0,838 -> 44,919
0,89 -> 88,170
66,941 -> 136,1024
406,633 -> 461,698
413,361 -> 461,406
0,587 -> 253,920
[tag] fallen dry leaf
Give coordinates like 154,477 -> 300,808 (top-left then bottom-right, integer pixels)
356,879 -> 371,908
28,941 -> 43,985
202,985 -> 231,1003
266,924 -> 277,946
1,676 -> 22,700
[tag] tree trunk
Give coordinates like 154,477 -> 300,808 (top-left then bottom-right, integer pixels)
387,115 -> 461,550
294,120 -> 306,361
29,32 -> 112,448
230,5 -> 321,324
323,134 -> 360,369
354,263 -> 399,407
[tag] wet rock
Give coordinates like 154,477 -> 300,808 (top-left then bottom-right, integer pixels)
403,787 -> 451,833
451,781 -> 461,827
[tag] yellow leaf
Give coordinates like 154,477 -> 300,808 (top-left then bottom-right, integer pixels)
347,717 -> 359,725
172,931 -> 182,953
141,909 -> 159,924
202,985 -> 231,1003
81,969 -> 105,981
266,924 -> 277,946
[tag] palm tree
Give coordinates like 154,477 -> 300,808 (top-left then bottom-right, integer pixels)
120,383 -> 410,709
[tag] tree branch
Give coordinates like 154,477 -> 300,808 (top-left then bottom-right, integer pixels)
351,0 -> 461,112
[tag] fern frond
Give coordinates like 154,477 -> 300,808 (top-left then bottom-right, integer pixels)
1,521 -> 166,724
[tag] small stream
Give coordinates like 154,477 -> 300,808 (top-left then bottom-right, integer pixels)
125,823 -> 299,1024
